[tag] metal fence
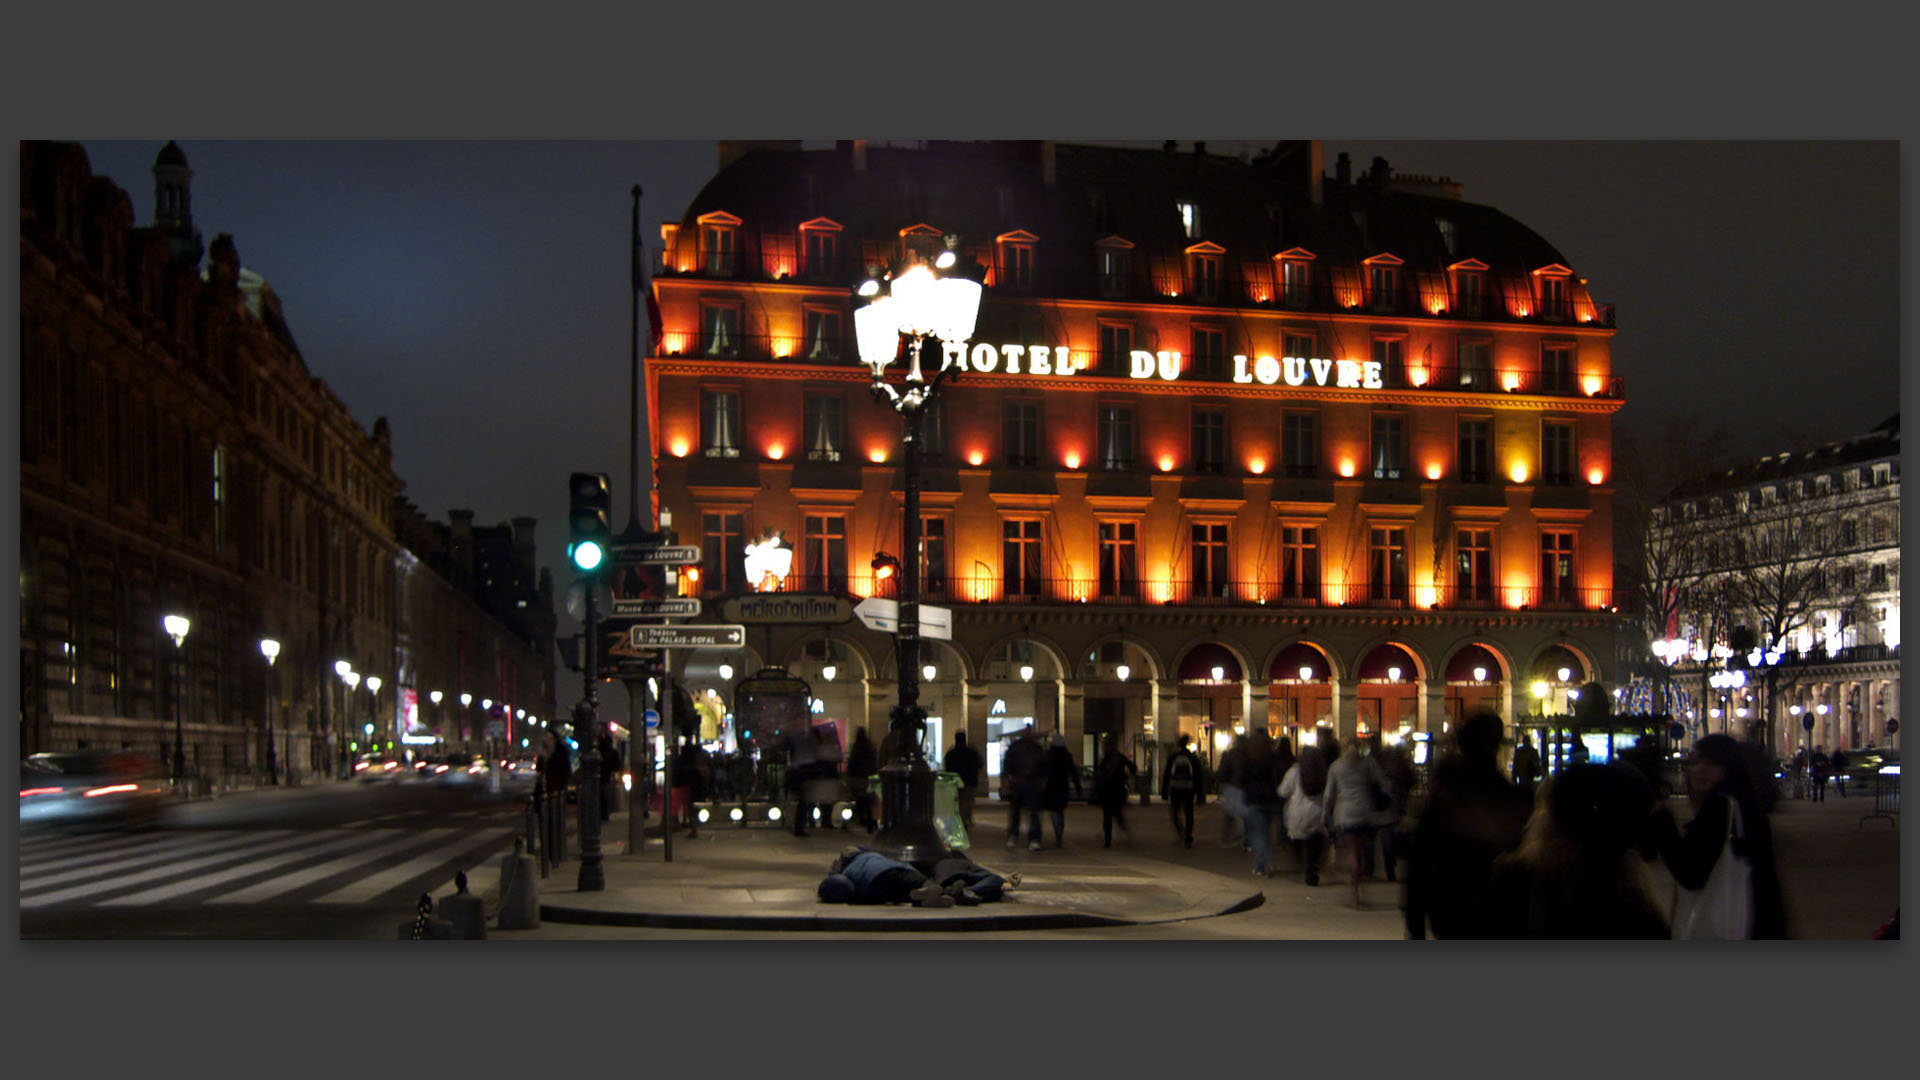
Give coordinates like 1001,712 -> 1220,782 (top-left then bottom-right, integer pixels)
1860,771 -> 1899,828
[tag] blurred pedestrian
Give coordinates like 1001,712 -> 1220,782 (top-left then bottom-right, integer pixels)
942,731 -> 983,830
847,728 -> 879,833
793,726 -> 842,835
1808,746 -> 1829,802
1485,765 -> 1668,938
1279,734 -> 1331,884
1002,725 -> 1046,850
1323,734 -> 1391,906
1217,733 -> 1247,847
1161,733 -> 1201,847
1093,738 -> 1137,848
597,729 -> 621,822
1239,727 -> 1282,877
1403,712 -> 1531,938
1376,739 -> 1416,883
1828,746 -> 1849,798
671,733 -> 709,837
1646,733 -> 1787,939
1512,733 -> 1542,794
1041,732 -> 1082,847
543,730 -> 573,800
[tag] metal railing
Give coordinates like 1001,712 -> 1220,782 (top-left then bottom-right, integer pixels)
1860,771 -> 1899,828
731,575 -> 1615,613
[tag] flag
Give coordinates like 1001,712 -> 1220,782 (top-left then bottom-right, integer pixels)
632,185 -> 663,354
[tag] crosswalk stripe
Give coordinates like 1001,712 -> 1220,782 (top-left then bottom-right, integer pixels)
206,829 -> 461,904
20,829 -> 208,870
310,829 -> 511,905
21,831 -> 263,891
97,830 -> 383,906
18,825 -> 188,857
20,830 -> 309,908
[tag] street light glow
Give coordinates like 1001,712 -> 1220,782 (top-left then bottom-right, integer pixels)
259,637 -> 280,665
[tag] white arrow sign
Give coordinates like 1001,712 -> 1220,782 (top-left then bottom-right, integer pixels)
853,597 -> 952,640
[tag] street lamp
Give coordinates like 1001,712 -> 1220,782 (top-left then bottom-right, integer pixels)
365,675 -> 383,756
164,613 -> 191,794
259,638 -> 281,784
854,238 -> 983,866
336,662 -> 359,777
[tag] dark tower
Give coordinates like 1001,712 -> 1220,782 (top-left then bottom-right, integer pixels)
153,140 -> 203,267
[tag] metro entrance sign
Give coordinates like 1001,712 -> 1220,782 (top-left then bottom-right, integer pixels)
853,597 -> 953,640
629,624 -> 746,649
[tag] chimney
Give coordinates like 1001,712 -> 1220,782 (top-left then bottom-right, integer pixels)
1041,140 -> 1056,187
1335,152 -> 1351,185
1370,156 -> 1392,192
852,139 -> 867,173
1308,140 -> 1323,205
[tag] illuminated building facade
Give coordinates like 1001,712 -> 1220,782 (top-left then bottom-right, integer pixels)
18,141 -> 555,777
650,140 -> 1625,779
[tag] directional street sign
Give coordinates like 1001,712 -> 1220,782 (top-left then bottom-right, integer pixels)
629,624 -> 746,649
599,616 -> 667,680
610,597 -> 702,618
610,543 -> 701,565
852,597 -> 953,640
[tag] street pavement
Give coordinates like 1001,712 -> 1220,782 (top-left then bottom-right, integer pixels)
461,790 -> 1900,941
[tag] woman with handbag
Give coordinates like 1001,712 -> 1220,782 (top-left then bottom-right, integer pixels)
1646,733 -> 1787,939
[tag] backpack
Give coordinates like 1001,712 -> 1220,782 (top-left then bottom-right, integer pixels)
1167,752 -> 1195,790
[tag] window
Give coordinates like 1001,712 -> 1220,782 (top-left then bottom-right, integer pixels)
1190,523 -> 1230,599
1542,420 -> 1576,485
1283,331 -> 1315,360
1873,463 -> 1892,485
702,390 -> 741,457
801,224 -> 839,281
1097,245 -> 1131,298
1003,519 -> 1043,598
1372,337 -> 1405,385
1456,527 -> 1494,603
1280,259 -> 1311,307
1188,250 -> 1221,301
803,307 -> 841,361
1541,344 -> 1574,393
1437,218 -> 1457,256
1846,470 -> 1862,491
1097,403 -> 1134,471
804,394 -> 843,462
1002,400 -> 1041,468
701,302 -> 741,358
1369,526 -> 1409,603
1789,480 -> 1804,499
1761,486 -> 1778,507
1815,474 -> 1831,495
701,511 -> 747,593
1871,512 -> 1893,544
1458,338 -> 1491,388
1458,418 -> 1491,483
1097,321 -> 1133,375
1191,407 -> 1227,475
803,514 -> 848,592
1371,414 -> 1406,480
919,399 -> 945,465
1283,412 -> 1318,478
1870,563 -> 1888,591
1540,530 -> 1577,605
701,222 -> 738,276
1280,525 -> 1320,602
1841,565 -> 1858,592
998,237 -> 1034,291
921,515 -> 948,596
1539,274 -> 1571,320
1735,491 -> 1750,513
1098,521 -> 1139,599
1178,200 -> 1201,240
1190,325 -> 1226,377
1369,262 -> 1400,312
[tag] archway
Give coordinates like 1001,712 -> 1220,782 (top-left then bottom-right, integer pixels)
981,636 -> 1067,779
1268,640 -> 1335,748
1077,636 -> 1162,787
1176,642 -> 1244,771
1354,642 -> 1422,740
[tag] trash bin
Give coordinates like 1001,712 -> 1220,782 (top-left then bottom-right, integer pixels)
933,771 -> 970,850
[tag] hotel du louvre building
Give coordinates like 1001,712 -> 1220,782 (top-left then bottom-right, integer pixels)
650,140 -> 1625,780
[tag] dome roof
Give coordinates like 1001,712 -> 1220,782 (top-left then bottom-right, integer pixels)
155,141 -> 189,168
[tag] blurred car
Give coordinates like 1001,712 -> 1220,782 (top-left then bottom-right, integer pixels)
352,753 -> 405,782
435,755 -> 491,787
499,756 -> 539,792
20,750 -> 170,829
1836,748 -> 1899,787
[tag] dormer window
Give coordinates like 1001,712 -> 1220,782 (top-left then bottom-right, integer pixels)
1533,264 -> 1575,321
899,223 -> 943,265
1761,486 -> 1778,507
1185,242 -> 1224,302
697,211 -> 742,276
1815,474 -> 1831,495
1178,200 -> 1201,240
1449,259 -> 1489,319
1364,254 -> 1404,313
1873,463 -> 1892,485
997,230 -> 1037,291
1095,237 -> 1133,299
1436,218 -> 1457,257
1275,248 -> 1315,308
799,218 -> 842,282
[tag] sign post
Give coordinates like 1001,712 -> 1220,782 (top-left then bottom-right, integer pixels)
853,597 -> 952,640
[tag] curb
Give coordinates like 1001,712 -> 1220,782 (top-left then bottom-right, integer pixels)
535,887 -> 1263,933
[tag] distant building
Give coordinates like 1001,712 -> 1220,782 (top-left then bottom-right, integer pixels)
1650,416 -> 1901,757
646,140 -> 1627,780
18,140 -> 555,780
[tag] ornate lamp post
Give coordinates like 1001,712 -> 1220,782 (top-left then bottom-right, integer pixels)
259,638 -> 281,784
365,675 -> 383,759
853,240 -> 983,866
336,662 -> 360,775
460,692 -> 473,753
429,690 -> 444,748
164,614 -> 191,794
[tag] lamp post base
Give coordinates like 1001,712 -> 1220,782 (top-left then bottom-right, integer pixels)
871,757 -> 949,870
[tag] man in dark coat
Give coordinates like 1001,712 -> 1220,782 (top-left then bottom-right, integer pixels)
1403,712 -> 1531,939
1001,726 -> 1046,850
942,731 -> 984,830
1161,733 -> 1202,847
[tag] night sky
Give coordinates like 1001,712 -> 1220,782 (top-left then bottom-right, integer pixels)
72,139 -> 1900,658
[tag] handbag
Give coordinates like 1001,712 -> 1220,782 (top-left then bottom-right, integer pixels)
1672,795 -> 1755,940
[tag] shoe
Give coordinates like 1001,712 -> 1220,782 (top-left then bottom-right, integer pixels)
947,884 -> 983,906
1252,868 -> 1267,878
1006,836 -> 1019,848
1028,841 -> 1042,851
909,881 -> 952,907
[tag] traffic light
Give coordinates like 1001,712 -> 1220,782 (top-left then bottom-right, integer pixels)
568,472 -> 611,573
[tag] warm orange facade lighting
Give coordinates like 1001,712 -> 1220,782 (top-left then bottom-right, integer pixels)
966,449 -> 985,467
1409,365 -> 1429,387
766,443 -> 786,461
868,447 -> 889,464
1581,374 -> 1604,396
770,338 -> 794,359
1247,456 -> 1267,475
1248,284 -> 1272,303
1509,461 -> 1529,484
1062,450 -> 1082,470
663,330 -> 693,356
1587,466 -> 1606,485
1157,454 -> 1176,473
1502,371 -> 1522,392
1337,459 -> 1356,478
669,439 -> 690,458
1426,462 -> 1443,481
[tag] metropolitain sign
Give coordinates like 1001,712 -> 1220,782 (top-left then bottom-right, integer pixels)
939,342 -> 1383,389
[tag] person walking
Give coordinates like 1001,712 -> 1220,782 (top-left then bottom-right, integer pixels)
1376,740 -> 1416,883
1323,735 -> 1391,906
1512,733 -> 1543,795
1216,733 -> 1247,848
670,732 -> 710,837
942,731 -> 984,830
1645,732 -> 1788,939
1484,765 -> 1669,938
1161,733 -> 1202,848
1093,738 -> 1137,847
1002,725 -> 1046,851
1402,712 -> 1530,938
1808,746 -> 1829,802
1279,734 -> 1331,884
847,728 -> 879,833
1828,746 -> 1849,798
1239,727 -> 1283,877
597,729 -> 621,823
1041,732 -> 1082,847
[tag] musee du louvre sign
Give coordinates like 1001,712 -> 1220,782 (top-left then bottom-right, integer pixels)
717,592 -> 856,625
937,342 -> 1388,389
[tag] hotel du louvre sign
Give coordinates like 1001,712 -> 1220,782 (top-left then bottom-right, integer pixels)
717,592 -> 856,626
937,341 -> 1388,389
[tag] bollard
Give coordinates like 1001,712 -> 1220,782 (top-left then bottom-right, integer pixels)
496,837 -> 541,930
440,870 -> 487,939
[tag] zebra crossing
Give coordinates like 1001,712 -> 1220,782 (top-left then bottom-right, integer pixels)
19,819 -> 514,911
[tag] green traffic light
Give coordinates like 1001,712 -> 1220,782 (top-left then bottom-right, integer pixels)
572,540 -> 606,572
